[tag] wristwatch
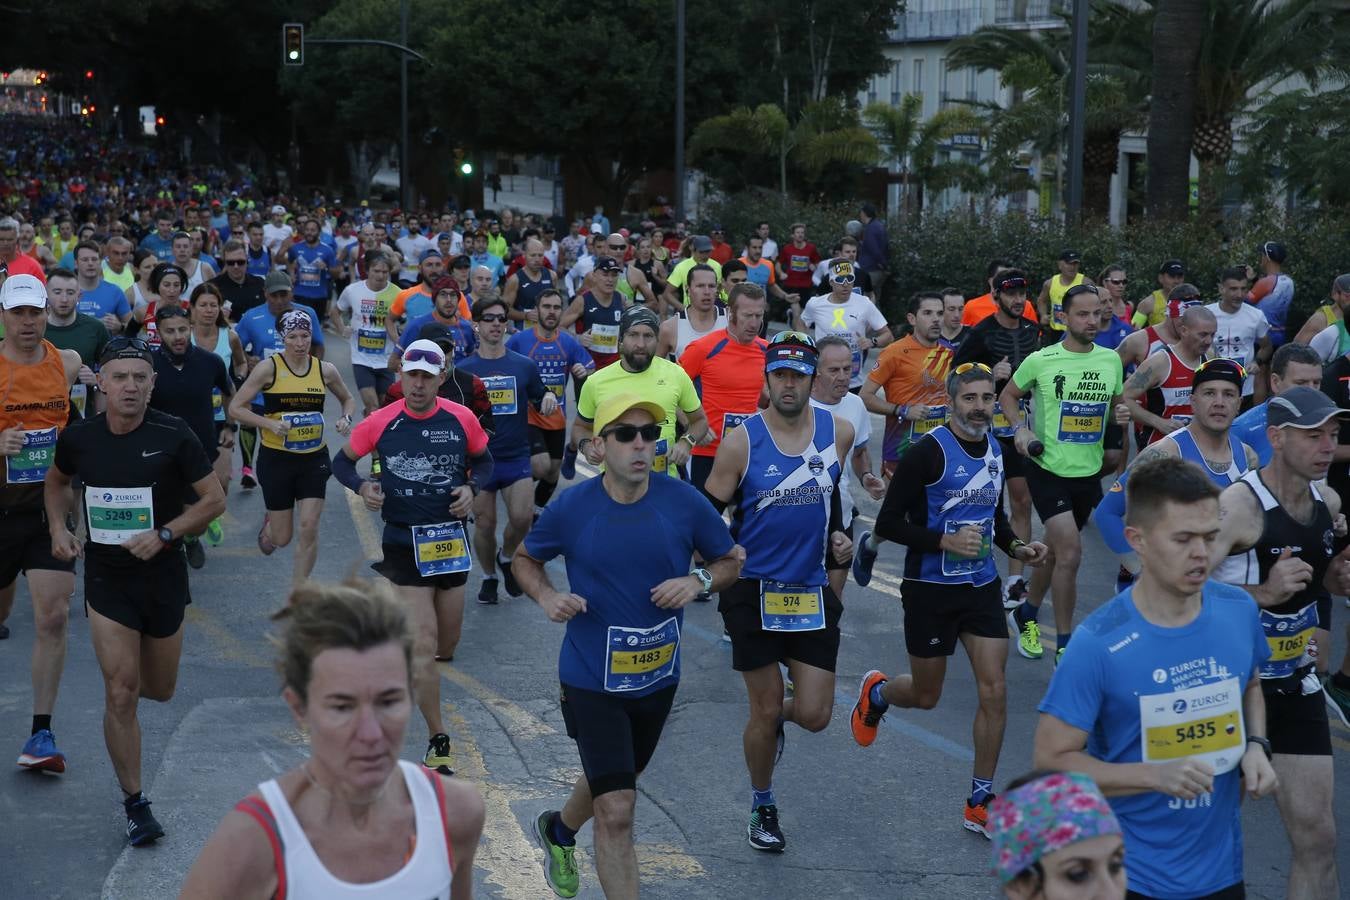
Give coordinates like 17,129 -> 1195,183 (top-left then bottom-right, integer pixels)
1247,735 -> 1272,761
157,526 -> 174,545
691,567 -> 713,593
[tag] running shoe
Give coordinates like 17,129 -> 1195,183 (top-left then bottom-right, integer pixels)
851,530 -> 877,587
0,623 -> 9,640
1055,647 -> 1065,668
240,465 -> 257,489
204,517 -> 224,546
560,443 -> 578,481
721,627 -> 731,644
1325,676 -> 1350,730
184,536 -> 206,570
17,729 -> 65,773
747,804 -> 786,852
1002,577 -> 1027,611
422,733 -> 454,775
1007,609 -> 1043,660
477,577 -> 499,606
850,669 -> 889,747
533,810 -> 579,898
257,515 -> 275,556
963,796 -> 993,839
125,797 -> 164,846
499,555 -> 522,598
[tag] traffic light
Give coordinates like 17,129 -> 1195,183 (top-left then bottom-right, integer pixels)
155,115 -> 165,127
283,23 -> 304,66
85,69 -> 94,80
454,148 -> 472,176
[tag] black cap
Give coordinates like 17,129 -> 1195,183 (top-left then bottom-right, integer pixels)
1058,249 -> 1081,263
450,254 -> 471,269
594,256 -> 622,273
1268,386 -> 1349,429
416,323 -> 458,352
1159,259 -> 1186,277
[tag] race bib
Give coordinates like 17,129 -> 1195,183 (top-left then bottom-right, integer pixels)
722,411 -> 754,434
211,388 -> 225,423
85,486 -> 154,545
604,616 -> 679,693
70,383 -> 88,419
912,405 -> 948,436
992,399 -> 1026,439
1259,603 -> 1319,680
482,375 -> 518,415
298,262 -> 321,285
591,323 -> 619,353
1057,401 -> 1106,443
356,328 -> 387,354
941,519 -> 992,577
760,581 -> 825,632
1139,676 -> 1245,775
410,521 -> 471,577
5,427 -> 57,484
282,411 -> 325,451
653,438 -> 668,474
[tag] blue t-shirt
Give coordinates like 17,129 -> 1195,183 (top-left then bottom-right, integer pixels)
505,328 -> 593,415
1231,401 -> 1271,465
1039,583 -> 1269,899
524,476 -> 734,695
1094,315 -> 1133,351
400,314 -> 477,363
78,280 -> 130,320
138,232 -> 175,262
458,349 -> 546,461
469,252 -> 505,283
286,242 -> 338,300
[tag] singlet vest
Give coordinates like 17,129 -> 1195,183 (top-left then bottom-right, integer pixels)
675,311 -> 727,359
1144,288 -> 1168,328
578,291 -> 625,366
0,340 -> 69,507
910,426 -> 1004,587
512,267 -> 555,314
1144,347 -> 1203,444
1047,273 -> 1086,330
733,407 -> 839,586
260,355 -> 327,453
1212,469 -> 1333,687
250,761 -> 454,900
183,259 -> 207,293
1170,428 -> 1248,487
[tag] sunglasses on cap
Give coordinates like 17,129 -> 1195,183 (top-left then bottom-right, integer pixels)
768,330 -> 817,349
1064,284 -> 1099,300
154,305 -> 189,321
1195,357 -> 1247,379
104,336 -> 152,354
600,423 -> 662,443
403,346 -> 445,367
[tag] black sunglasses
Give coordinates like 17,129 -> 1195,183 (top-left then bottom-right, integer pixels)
224,259 -> 247,266
601,423 -> 662,443
105,336 -> 152,353
477,313 -> 509,323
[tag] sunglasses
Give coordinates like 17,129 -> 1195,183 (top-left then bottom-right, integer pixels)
154,306 -> 190,321
1106,277 -> 1127,285
224,259 -> 247,266
996,277 -> 1028,292
105,336 -> 151,353
403,347 -> 445,367
601,423 -> 662,443
831,273 -> 856,284
1196,357 -> 1247,379
477,313 -> 508,323
953,362 -> 992,376
768,330 -> 817,349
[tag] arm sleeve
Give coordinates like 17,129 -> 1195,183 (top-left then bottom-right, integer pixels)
568,338 -> 595,371
679,339 -> 707,379
332,448 -> 365,492
390,294 -> 407,318
866,350 -> 895,388
1253,309 -> 1270,339
53,428 -> 77,475
872,436 -> 945,551
1092,477 -> 1133,555
114,292 -> 131,317
576,378 -> 597,421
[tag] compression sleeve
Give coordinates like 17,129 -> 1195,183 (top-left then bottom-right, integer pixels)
1092,476 -> 1133,555
332,448 -> 365,493
992,491 -> 1018,555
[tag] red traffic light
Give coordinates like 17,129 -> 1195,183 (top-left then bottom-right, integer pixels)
85,70 -> 94,79
155,115 -> 165,126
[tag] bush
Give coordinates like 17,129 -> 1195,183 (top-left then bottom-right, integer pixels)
706,191 -> 1350,331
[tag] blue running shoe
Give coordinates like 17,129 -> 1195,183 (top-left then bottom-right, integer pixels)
852,530 -> 878,587
18,729 -> 65,773
560,442 -> 579,481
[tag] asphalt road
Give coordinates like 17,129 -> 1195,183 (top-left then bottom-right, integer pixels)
1,337 -> 1347,899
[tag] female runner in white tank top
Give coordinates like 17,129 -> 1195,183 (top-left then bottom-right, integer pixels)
181,582 -> 484,899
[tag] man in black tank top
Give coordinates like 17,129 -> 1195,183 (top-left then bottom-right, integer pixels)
1211,386 -> 1350,899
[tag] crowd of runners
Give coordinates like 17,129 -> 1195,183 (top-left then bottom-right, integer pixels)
0,116 -> 1348,899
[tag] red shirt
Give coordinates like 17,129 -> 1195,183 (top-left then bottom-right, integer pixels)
679,329 -> 768,457
779,242 -> 819,290
709,241 -> 734,265
2,252 -> 46,283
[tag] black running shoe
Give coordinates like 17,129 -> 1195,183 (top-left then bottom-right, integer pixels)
747,804 -> 786,852
477,577 -> 499,606
126,797 -> 164,847
499,556 -> 522,598
184,537 -> 206,570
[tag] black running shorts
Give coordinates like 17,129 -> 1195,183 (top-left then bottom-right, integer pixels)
371,539 -> 470,591
901,579 -> 1006,658
560,681 -> 677,797
1024,461 -> 1102,530
85,550 -> 190,639
0,508 -> 74,586
1265,685 -> 1332,757
719,578 -> 843,673
258,446 -> 331,511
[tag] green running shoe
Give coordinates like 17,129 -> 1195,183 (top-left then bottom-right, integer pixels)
1007,609 -> 1044,659
204,517 -> 223,546
533,810 -> 579,898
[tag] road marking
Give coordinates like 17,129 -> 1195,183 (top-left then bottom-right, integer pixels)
344,487 -> 383,559
185,606 -> 270,669
440,664 -> 557,740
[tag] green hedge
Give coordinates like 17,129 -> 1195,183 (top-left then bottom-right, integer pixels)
703,193 -> 1350,331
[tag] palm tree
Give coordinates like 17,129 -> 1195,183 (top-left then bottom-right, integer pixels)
863,97 -> 989,216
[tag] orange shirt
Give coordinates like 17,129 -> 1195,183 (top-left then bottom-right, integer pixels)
679,329 -> 767,457
0,340 -> 70,509
961,292 -> 1038,327
390,285 -> 471,321
867,336 -> 952,460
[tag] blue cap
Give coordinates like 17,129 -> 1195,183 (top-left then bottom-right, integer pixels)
419,248 -> 443,264
765,343 -> 817,376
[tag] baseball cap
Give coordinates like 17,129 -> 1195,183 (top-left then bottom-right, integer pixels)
1,274 -> 46,310
594,255 -> 622,274
1267,386 -> 1350,430
1192,357 -> 1247,391
691,235 -> 714,253
263,271 -> 293,295
1059,249 -> 1081,263
593,392 -> 666,436
829,259 -> 857,283
270,204 -> 286,215
419,248 -> 443,264
765,331 -> 818,376
450,254 -> 471,270
589,223 -> 605,234
1159,259 -> 1186,277
1261,240 -> 1288,264
401,339 -> 447,376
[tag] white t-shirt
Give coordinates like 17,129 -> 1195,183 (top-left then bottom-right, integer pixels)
337,280 -> 397,369
800,293 -> 889,388
395,234 -> 431,282
262,223 -> 293,258
810,392 -> 871,527
1311,323 -> 1344,363
1206,301 -> 1269,397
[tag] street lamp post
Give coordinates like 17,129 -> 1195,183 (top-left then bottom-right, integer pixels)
1065,0 -> 1088,221
674,0 -> 686,222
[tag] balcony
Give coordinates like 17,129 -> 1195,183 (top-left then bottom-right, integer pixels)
995,0 -> 1070,25
889,2 -> 986,42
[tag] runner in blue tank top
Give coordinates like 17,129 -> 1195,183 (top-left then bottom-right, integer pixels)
1095,359 -> 1257,593
847,363 -> 1049,839
703,331 -> 855,854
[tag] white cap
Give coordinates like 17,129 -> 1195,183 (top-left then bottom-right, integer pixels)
271,204 -> 287,215
401,339 -> 447,376
589,223 -> 604,234
1,274 -> 47,310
